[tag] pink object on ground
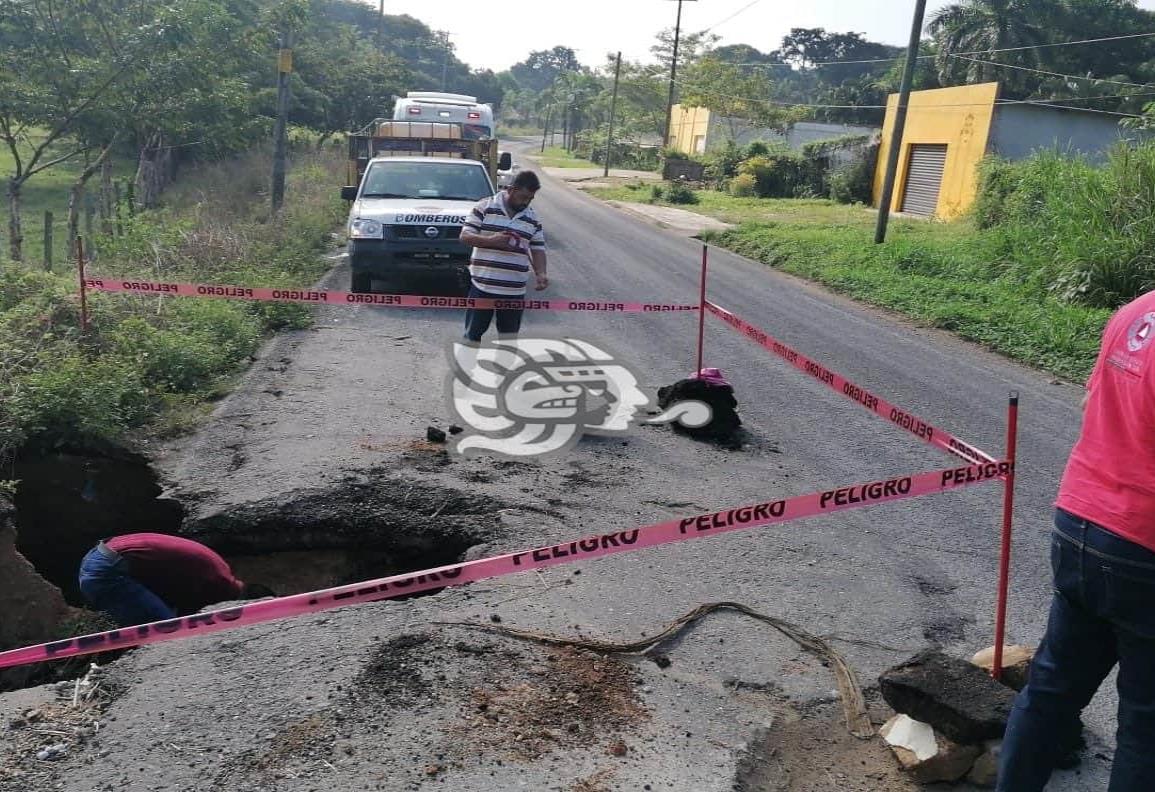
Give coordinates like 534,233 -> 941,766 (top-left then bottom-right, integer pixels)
692,367 -> 730,387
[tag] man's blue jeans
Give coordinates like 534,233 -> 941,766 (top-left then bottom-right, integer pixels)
78,543 -> 175,627
463,285 -> 523,342
998,509 -> 1155,791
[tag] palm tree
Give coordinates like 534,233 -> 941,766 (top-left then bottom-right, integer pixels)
926,0 -> 1059,94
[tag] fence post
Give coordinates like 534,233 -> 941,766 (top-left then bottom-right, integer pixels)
84,193 -> 96,259
43,211 -> 53,271
992,392 -> 1020,680
696,244 -> 708,375
114,181 -> 123,236
76,236 -> 89,335
126,181 -> 136,218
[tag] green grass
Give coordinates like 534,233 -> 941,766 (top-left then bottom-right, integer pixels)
496,124 -> 543,138
534,146 -> 597,169
0,133 -> 135,269
588,184 -> 1108,381
0,144 -> 346,466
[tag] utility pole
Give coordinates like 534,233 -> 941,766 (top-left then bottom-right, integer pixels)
376,0 -> 384,49
663,0 -> 697,148
604,52 -> 623,178
541,102 -> 553,153
272,30 -> 294,212
437,31 -> 450,91
874,0 -> 928,244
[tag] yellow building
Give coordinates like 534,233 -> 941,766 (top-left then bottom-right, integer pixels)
874,82 -> 1149,218
873,83 -> 999,219
668,104 -> 877,156
669,105 -> 713,154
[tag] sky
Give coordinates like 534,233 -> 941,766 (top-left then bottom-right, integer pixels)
378,0 -> 1155,73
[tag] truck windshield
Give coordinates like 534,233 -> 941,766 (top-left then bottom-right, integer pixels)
361,162 -> 493,201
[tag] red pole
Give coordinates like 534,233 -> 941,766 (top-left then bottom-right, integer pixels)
992,392 -> 1020,680
696,243 -> 707,375
76,236 -> 89,335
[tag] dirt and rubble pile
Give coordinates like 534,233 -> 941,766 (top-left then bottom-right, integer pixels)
0,496 -> 80,690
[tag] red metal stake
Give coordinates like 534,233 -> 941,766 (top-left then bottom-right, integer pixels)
992,392 -> 1020,680
76,236 -> 89,335
696,243 -> 707,375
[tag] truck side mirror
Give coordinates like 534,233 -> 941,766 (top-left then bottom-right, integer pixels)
341,186 -> 358,201
499,152 -> 512,171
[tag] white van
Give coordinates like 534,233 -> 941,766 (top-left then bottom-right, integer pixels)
393,92 -> 494,141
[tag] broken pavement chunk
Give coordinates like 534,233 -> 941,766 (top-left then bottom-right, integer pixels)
880,714 -> 982,784
879,650 -> 1015,744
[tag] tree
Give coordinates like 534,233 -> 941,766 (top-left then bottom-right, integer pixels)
650,28 -> 720,73
778,28 -> 899,85
0,0 -> 183,261
509,47 -> 583,93
290,27 -> 412,145
679,58 -> 807,142
926,0 -> 1055,96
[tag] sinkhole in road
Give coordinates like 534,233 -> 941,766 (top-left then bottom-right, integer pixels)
4,450 -> 509,691
13,451 -> 505,604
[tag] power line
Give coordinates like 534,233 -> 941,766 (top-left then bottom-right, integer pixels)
670,74 -> 1148,114
699,30 -> 1155,69
947,54 -> 1154,90
700,0 -> 764,34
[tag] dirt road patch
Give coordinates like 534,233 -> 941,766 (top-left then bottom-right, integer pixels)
452,645 -> 647,762
735,701 -> 916,792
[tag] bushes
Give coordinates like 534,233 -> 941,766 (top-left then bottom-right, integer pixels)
729,173 -> 757,197
665,182 -> 699,205
827,150 -> 877,205
0,146 -> 345,458
974,144 -> 1155,309
738,153 -> 822,198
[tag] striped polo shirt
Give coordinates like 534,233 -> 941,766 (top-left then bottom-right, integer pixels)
463,192 -> 545,296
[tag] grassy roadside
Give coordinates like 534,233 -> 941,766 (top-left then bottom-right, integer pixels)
534,146 -> 597,169
0,134 -> 136,267
587,185 -> 1107,382
0,145 -> 346,467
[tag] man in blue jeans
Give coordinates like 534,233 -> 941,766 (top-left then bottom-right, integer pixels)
78,533 -> 275,627
998,292 -> 1155,790
458,170 -> 548,342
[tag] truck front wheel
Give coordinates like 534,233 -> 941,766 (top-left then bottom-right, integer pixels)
351,271 -> 372,293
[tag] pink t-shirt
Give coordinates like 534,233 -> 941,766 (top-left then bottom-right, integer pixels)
106,533 -> 244,614
1057,291 -> 1155,552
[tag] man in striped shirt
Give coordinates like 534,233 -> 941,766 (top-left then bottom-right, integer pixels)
459,170 -> 548,341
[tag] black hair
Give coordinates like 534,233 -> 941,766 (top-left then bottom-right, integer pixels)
511,170 -> 541,191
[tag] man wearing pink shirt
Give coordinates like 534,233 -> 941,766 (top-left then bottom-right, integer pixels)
78,534 -> 275,627
999,293 -> 1155,791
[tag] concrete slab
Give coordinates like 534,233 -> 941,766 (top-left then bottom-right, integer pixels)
604,200 -> 734,237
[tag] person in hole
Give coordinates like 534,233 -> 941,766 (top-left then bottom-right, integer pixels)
78,533 -> 276,627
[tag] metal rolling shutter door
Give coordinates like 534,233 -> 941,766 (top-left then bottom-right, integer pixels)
900,144 -> 948,216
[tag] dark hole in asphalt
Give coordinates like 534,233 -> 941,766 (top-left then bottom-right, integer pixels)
5,456 -> 503,691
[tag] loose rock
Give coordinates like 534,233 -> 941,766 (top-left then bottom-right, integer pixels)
880,715 -> 981,784
971,645 -> 1034,692
879,650 -> 1015,744
967,740 -> 1002,788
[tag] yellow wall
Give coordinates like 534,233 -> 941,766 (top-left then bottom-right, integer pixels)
872,83 -> 999,219
668,105 -> 712,154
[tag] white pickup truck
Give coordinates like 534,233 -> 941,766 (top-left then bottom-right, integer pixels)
341,122 -> 511,295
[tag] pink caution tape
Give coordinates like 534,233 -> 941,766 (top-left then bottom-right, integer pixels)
83,278 -> 700,314
706,301 -> 996,466
0,461 -> 1010,670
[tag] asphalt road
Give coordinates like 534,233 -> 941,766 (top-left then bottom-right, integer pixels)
3,148 -> 1114,792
